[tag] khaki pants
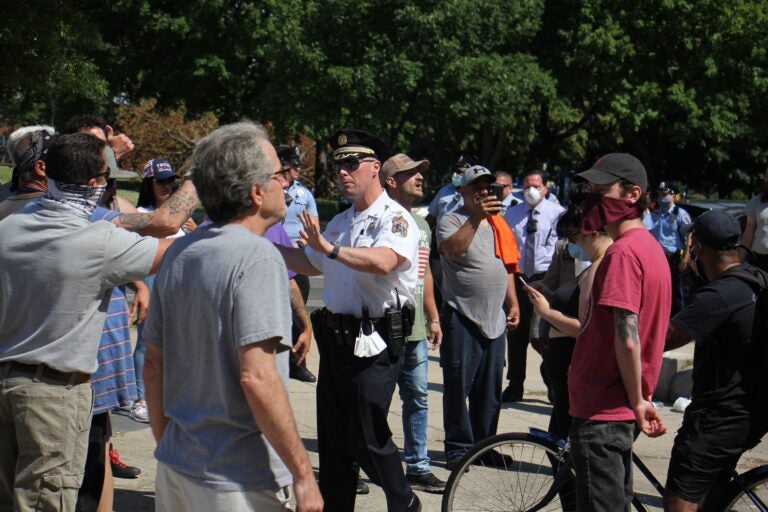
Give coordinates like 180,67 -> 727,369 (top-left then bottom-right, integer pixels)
155,462 -> 294,512
0,371 -> 93,512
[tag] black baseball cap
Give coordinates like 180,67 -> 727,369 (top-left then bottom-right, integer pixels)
690,210 -> 744,250
577,153 -> 648,191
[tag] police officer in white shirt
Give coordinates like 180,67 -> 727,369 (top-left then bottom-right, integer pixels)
275,129 -> 422,512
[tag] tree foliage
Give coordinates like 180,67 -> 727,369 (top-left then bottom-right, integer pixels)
3,0 -> 767,198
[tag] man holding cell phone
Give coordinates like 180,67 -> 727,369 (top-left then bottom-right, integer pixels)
436,165 -> 521,470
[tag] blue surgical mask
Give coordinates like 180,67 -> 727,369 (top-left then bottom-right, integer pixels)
567,242 -> 589,261
451,172 -> 463,187
659,196 -> 672,205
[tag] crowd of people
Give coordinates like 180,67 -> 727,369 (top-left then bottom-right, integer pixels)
0,119 -> 766,512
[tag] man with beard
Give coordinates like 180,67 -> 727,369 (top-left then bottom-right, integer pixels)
381,153 -> 445,493
567,153 -> 671,511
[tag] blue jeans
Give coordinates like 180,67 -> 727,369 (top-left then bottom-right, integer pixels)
397,339 -> 430,475
133,275 -> 155,400
440,304 -> 505,460
569,418 -> 636,512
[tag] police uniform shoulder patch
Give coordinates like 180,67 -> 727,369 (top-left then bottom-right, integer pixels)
391,214 -> 409,237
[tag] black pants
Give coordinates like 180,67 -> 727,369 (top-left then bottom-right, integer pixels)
316,323 -> 411,511
543,338 -> 575,440
506,273 -> 545,393
666,252 -> 685,317
76,413 -> 111,512
290,275 -> 311,372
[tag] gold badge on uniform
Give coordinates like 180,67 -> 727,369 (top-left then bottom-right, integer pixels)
391,215 -> 409,237
338,134 -> 348,146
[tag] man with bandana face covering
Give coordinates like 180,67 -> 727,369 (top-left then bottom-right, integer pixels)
567,153 -> 671,511
0,125 -> 54,220
0,133 -> 172,512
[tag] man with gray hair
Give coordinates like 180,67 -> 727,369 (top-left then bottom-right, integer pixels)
142,122 -> 322,512
0,125 -> 54,220
0,133 -> 171,511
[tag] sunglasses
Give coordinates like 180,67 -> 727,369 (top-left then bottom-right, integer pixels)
331,155 -> 376,173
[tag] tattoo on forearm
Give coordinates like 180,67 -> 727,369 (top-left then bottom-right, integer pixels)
614,308 -> 640,346
117,212 -> 154,231
164,189 -> 197,217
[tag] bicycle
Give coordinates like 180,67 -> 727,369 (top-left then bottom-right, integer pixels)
441,427 -> 768,512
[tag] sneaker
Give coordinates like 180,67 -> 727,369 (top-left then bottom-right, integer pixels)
406,472 -> 446,494
117,400 -> 133,412
473,449 -> 514,468
356,479 -> 370,495
109,445 -> 141,479
501,385 -> 523,403
131,400 -> 149,423
290,365 -> 317,383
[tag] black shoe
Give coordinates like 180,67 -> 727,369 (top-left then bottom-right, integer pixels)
406,472 -> 446,494
290,365 -> 317,383
109,446 -> 141,479
356,479 -> 370,495
407,493 -> 422,512
445,456 -> 469,473
501,385 -> 523,403
473,449 -> 514,468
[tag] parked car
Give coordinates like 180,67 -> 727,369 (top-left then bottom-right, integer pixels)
676,199 -> 747,230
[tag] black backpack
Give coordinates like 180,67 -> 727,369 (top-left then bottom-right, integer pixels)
727,265 -> 768,447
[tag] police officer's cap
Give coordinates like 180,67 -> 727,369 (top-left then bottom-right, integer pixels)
329,129 -> 390,162
451,154 -> 477,171
277,146 -> 301,166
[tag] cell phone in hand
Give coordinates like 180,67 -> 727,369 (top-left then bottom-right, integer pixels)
489,183 -> 504,202
517,275 -> 530,290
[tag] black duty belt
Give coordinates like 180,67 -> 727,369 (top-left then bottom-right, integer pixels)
2,361 -> 90,385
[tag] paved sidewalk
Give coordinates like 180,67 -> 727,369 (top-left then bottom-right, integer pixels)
111,277 -> 768,511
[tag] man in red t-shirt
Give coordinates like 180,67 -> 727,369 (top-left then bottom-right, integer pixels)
568,153 -> 671,511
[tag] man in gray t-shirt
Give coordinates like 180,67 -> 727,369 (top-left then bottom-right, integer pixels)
142,123 -> 322,512
436,165 -> 520,468
0,133 -> 167,512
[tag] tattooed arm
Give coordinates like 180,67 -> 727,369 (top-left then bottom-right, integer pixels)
613,307 -> 666,437
112,179 -> 199,237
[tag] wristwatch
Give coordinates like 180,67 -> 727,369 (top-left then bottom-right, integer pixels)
327,242 -> 341,259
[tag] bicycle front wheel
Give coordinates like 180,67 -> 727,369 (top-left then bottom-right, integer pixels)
441,432 -> 577,512
716,465 -> 768,511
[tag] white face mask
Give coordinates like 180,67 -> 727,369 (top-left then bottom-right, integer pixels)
523,186 -> 541,205
451,172 -> 463,187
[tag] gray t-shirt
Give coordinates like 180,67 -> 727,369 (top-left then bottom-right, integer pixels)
746,195 -> 768,254
437,209 -> 509,338
142,224 -> 293,491
0,202 -> 157,373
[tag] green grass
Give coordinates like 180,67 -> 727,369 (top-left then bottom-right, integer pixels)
0,166 -> 10,184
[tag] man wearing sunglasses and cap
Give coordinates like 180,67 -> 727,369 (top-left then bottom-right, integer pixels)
275,129 -> 422,511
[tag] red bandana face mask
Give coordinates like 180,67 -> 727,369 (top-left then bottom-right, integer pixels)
579,192 -> 640,234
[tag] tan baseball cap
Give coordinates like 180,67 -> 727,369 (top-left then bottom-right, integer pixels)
380,153 -> 430,185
